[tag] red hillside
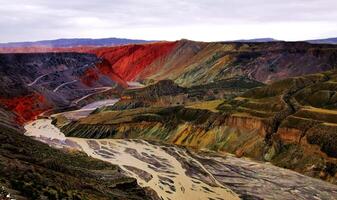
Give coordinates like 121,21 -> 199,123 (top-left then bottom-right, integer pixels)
91,41 -> 177,81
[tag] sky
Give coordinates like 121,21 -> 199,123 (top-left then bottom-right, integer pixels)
1,0 -> 337,43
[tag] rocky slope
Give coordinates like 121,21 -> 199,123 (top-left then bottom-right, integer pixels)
55,70 -> 337,184
0,106 -> 156,200
2,39 -> 337,87
107,77 -> 263,110
0,53 -> 124,124
87,40 -> 337,86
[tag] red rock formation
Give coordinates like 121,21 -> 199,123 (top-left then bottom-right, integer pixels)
91,42 -> 178,81
80,68 -> 100,86
0,93 -> 50,124
80,64 -> 128,88
95,59 -> 128,87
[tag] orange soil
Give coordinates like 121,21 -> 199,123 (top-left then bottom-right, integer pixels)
0,93 -> 50,124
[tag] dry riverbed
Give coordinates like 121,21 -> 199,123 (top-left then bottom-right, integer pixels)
24,112 -> 337,200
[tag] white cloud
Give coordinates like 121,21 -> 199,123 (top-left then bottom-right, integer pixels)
0,0 -> 336,42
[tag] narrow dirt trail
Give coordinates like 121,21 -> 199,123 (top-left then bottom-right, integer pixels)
72,87 -> 113,105
53,80 -> 78,92
27,73 -> 52,86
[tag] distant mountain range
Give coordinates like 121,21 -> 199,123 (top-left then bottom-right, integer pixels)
306,37 -> 337,44
0,37 -> 151,48
0,37 -> 337,49
230,38 -> 279,42
230,37 -> 337,44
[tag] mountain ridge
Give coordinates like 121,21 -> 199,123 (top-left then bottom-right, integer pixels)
0,37 -> 152,48
2,36 -> 337,49
306,37 -> 337,44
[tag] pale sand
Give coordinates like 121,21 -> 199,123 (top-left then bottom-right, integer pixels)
24,119 -> 240,200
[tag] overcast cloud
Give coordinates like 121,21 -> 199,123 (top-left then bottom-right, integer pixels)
0,0 -> 337,42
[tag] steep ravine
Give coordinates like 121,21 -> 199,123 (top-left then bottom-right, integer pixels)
263,74 -> 330,159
